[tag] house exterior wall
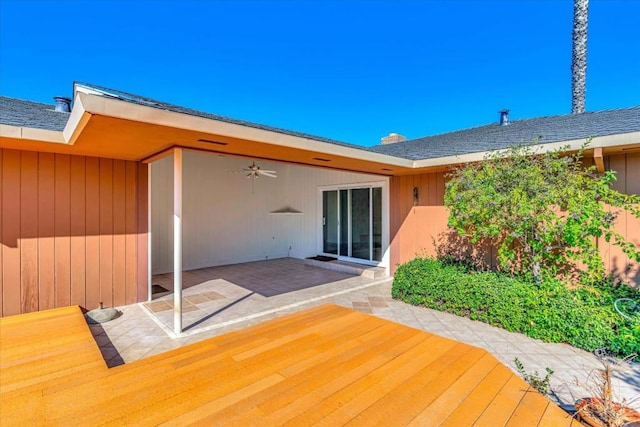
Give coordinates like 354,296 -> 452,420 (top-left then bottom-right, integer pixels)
389,153 -> 640,286
0,148 -> 148,317
151,151 -> 388,274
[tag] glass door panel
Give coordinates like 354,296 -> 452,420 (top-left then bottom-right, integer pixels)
350,188 -> 371,261
323,186 -> 383,263
322,190 -> 338,255
339,190 -> 349,257
372,187 -> 382,261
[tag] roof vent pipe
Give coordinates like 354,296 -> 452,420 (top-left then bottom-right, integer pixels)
54,96 -> 72,113
499,109 -> 510,126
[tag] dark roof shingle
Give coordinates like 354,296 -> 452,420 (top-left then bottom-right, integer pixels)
369,107 -> 640,160
0,96 -> 70,131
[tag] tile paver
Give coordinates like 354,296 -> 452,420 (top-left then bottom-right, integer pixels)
94,258 -> 640,412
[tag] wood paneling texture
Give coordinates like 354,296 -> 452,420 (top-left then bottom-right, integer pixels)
0,149 -> 148,316
390,160 -> 639,285
2,150 -> 21,316
0,150 -> 3,314
99,158 -> 114,308
85,156 -> 101,310
69,156 -> 86,306
1,304 -> 580,426
54,154 -> 71,308
38,153 -> 55,311
20,152 -> 38,314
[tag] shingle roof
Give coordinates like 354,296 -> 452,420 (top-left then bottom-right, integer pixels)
3,84 -> 639,163
0,96 -> 70,131
369,107 -> 640,160
74,82 -> 362,150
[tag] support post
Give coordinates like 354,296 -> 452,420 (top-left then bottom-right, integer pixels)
173,148 -> 183,335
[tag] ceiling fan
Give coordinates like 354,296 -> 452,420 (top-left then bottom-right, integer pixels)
234,161 -> 277,179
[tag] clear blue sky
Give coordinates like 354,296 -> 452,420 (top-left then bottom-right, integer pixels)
1,0 -> 638,147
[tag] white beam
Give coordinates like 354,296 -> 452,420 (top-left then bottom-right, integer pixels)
173,148 -> 183,335
148,162 -> 153,302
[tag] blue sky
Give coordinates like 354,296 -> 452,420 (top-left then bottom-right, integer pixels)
1,0 -> 638,147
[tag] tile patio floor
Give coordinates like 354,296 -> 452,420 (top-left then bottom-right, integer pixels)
91,258 -> 640,412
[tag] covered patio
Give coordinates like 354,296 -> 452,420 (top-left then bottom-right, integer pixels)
149,148 -> 392,335
144,258 -> 388,336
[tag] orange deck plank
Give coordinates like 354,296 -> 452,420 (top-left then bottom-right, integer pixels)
0,304 -> 579,426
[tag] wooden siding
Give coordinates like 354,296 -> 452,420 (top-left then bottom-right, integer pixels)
0,149 -> 148,316
0,304 -> 580,426
390,154 -> 640,285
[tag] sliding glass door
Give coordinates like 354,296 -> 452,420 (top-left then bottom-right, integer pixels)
322,187 -> 382,263
322,191 -> 338,255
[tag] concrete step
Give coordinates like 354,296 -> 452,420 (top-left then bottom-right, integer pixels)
304,258 -> 387,279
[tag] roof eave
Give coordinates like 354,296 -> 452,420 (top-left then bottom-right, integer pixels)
62,93 -> 92,145
0,123 -> 65,144
71,89 -> 414,169
411,131 -> 640,170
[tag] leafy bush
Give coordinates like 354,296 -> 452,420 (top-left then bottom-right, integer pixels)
444,142 -> 640,283
392,257 -> 640,357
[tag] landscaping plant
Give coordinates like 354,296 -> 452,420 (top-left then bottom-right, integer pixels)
392,258 -> 640,357
444,141 -> 640,283
513,357 -> 554,395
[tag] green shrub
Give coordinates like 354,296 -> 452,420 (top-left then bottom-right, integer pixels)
392,257 -> 640,357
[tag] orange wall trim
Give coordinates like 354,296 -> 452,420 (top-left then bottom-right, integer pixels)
0,149 -> 148,317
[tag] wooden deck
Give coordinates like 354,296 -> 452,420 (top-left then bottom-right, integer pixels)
0,304 -> 582,426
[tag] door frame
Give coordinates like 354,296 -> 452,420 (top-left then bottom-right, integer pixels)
317,180 -> 389,269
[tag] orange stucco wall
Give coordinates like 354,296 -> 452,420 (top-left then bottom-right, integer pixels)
389,153 -> 640,286
0,149 -> 148,316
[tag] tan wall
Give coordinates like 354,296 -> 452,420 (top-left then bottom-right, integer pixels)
390,153 -> 640,286
603,154 -> 640,285
0,149 -> 149,317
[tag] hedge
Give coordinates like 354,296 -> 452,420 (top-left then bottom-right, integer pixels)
391,257 -> 639,357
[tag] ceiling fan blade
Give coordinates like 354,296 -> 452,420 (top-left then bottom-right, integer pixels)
231,162 -> 276,180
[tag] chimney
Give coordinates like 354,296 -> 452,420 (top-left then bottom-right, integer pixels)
54,96 -> 72,113
381,132 -> 406,145
499,109 -> 510,126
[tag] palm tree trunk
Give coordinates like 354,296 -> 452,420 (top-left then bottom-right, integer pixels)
571,0 -> 589,114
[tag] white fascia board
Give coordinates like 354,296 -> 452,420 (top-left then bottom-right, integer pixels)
0,92 -> 86,146
73,91 -> 414,169
411,131 -> 640,169
62,93 -> 90,144
0,123 -> 65,144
